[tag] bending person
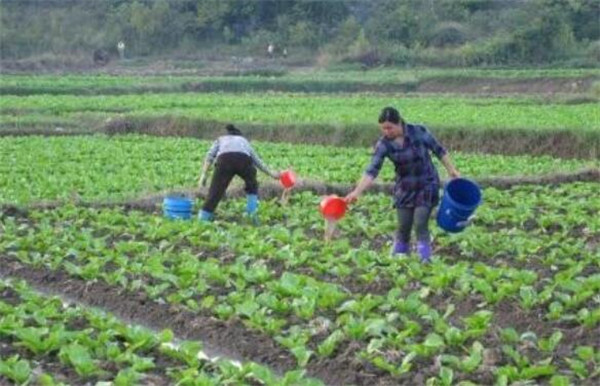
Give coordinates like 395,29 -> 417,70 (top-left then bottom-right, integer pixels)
199,124 -> 280,221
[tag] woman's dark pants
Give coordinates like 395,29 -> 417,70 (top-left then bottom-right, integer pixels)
395,206 -> 433,243
202,153 -> 258,213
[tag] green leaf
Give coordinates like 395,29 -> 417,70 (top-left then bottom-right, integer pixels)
37,373 -> 59,386
439,366 -> 453,386
236,300 -> 260,318
365,318 -> 387,337
461,342 -> 483,373
424,333 -> 445,349
549,375 -> 571,386
59,343 -> 98,377
247,363 -> 277,385
539,331 -> 563,353
521,364 -> 556,379
317,330 -> 344,357
114,369 -> 141,386
157,329 -> 174,343
566,358 -> 588,379
575,346 -> 594,362
0,356 -> 32,384
444,327 -> 466,346
291,346 -> 313,367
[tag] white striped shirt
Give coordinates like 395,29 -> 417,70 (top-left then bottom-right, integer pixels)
204,135 -> 275,177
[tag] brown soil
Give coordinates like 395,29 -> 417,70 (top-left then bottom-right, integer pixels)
493,301 -> 600,352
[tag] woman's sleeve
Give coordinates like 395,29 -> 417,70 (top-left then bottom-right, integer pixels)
249,146 -> 276,178
364,140 -> 388,179
205,140 -> 219,164
419,126 -> 447,159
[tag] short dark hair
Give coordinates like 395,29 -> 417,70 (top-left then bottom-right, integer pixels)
225,123 -> 243,136
378,106 -> 404,125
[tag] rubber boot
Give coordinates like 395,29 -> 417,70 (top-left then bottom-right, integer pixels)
246,194 -> 259,224
392,241 -> 410,256
416,241 -> 432,263
198,210 -> 213,222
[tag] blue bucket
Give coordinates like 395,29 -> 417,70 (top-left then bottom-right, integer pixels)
437,178 -> 482,233
163,196 -> 193,220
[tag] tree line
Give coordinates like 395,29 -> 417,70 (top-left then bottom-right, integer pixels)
1,0 -> 598,67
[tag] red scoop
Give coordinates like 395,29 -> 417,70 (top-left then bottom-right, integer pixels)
320,195 -> 347,221
279,170 -> 297,188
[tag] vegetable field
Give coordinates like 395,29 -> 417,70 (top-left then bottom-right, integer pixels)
2,92 -> 598,133
1,183 -> 598,385
1,136 -> 595,204
1,69 -> 599,385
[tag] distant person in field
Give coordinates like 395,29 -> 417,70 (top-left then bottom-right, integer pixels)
345,107 -> 460,263
117,41 -> 125,60
267,43 -> 274,58
198,124 -> 281,222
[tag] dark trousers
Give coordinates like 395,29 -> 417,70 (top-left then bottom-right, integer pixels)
396,206 -> 433,243
202,152 -> 258,213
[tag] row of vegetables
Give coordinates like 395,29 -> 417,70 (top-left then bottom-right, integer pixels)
3,68 -> 599,94
1,135 -> 595,205
2,91 -> 598,133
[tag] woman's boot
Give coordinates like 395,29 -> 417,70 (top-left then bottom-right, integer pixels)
246,194 -> 259,224
416,241 -> 432,263
198,210 -> 213,222
392,241 -> 410,256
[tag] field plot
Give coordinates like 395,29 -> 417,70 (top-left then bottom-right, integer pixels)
2,68 -> 599,95
1,181 -> 598,385
0,135 -> 595,205
2,92 -> 598,134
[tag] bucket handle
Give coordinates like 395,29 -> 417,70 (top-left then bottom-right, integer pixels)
445,208 -> 473,227
445,209 -> 467,229
454,214 -> 476,228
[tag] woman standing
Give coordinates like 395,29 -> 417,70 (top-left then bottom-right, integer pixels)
345,107 -> 460,263
199,124 -> 280,221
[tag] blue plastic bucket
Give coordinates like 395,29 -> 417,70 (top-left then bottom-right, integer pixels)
437,178 -> 482,233
163,196 -> 193,220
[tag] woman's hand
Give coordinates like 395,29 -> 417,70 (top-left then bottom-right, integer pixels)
344,190 -> 360,204
345,175 -> 374,203
448,169 -> 461,179
441,154 -> 460,179
199,173 -> 208,188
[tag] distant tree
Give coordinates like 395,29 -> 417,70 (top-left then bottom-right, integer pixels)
288,21 -> 320,48
429,22 -> 469,47
0,0 -> 595,66
330,16 -> 362,54
510,0 -> 577,63
365,0 -> 434,47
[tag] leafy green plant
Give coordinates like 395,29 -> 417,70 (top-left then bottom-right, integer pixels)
0,355 -> 31,384
317,329 -> 345,357
538,331 -> 563,353
58,343 -> 100,377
